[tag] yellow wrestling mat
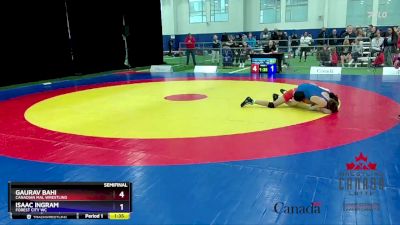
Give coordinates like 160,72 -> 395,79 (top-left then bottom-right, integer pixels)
25,80 -> 327,138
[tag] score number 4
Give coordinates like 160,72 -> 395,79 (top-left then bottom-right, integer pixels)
119,191 -> 125,210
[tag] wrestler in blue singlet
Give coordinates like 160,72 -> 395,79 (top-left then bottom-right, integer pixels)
295,83 -> 329,101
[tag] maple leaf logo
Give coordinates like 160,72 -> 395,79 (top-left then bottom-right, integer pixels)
312,202 -> 321,207
346,153 -> 377,170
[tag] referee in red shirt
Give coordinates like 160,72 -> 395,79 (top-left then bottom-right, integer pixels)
185,33 -> 196,65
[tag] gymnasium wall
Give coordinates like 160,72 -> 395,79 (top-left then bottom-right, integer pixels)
161,0 -> 398,50
161,0 -> 348,36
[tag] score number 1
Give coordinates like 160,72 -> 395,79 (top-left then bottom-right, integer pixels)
113,190 -> 128,211
119,191 -> 124,210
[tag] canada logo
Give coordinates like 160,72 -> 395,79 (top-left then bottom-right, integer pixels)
346,152 -> 377,170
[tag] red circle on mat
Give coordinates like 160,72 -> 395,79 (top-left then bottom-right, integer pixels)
165,94 -> 207,101
0,77 -> 399,166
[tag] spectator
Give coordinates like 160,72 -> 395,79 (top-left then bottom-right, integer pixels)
308,33 -> 317,56
395,26 -> 399,33
271,28 -> 279,41
367,25 -> 373,35
275,30 -> 288,52
234,34 -> 242,43
317,27 -> 328,45
392,26 -> 398,48
341,38 -> 362,67
331,47 -> 339,67
184,33 -> 196,65
291,33 -> 299,58
239,42 -> 252,68
393,53 -> 400,69
241,34 -> 248,43
232,37 -> 242,66
383,27 -> 399,66
372,50 -> 385,67
168,36 -> 175,56
211,34 -> 220,64
341,25 -> 357,43
299,32 -> 312,62
247,33 -> 256,48
319,44 -> 331,66
260,28 -> 270,44
395,26 -> 399,50
221,32 -> 229,42
371,31 -> 384,56
368,25 -> 377,40
397,26 -> 400,49
222,35 -> 234,67
356,27 -> 364,37
349,38 -> 363,66
317,28 -> 328,61
339,29 -> 347,39
340,39 -> 351,67
263,40 -> 277,54
329,29 -> 339,46
222,45 -> 233,67
226,35 -> 235,47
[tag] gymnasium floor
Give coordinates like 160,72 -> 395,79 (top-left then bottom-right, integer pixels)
0,71 -> 399,225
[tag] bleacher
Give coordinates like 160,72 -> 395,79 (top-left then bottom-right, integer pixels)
354,41 -> 375,68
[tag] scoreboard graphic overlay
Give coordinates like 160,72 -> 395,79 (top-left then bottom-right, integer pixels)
8,182 -> 132,220
250,57 -> 277,74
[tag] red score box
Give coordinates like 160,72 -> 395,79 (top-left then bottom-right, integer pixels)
113,188 -> 130,200
251,63 -> 260,73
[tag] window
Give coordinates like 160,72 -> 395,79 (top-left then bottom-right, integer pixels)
346,0 -> 373,26
211,0 -> 229,22
377,0 -> 400,26
260,0 -> 281,24
189,0 -> 206,23
285,0 -> 308,22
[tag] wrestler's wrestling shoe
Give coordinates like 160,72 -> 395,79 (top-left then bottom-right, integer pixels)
272,93 -> 279,101
268,102 -> 275,108
280,89 -> 286,94
241,97 -> 254,107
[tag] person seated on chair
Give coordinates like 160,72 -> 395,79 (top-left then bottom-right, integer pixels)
349,38 -> 363,66
222,45 -> 233,68
329,29 -> 340,46
372,50 -> 385,67
341,25 -> 357,44
371,31 -> 384,56
247,33 -> 257,48
263,40 -> 277,54
340,38 -> 362,67
393,53 -> 400,69
240,83 -> 339,114
319,44 -> 331,66
340,39 -> 352,67
330,47 -> 339,67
